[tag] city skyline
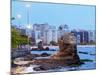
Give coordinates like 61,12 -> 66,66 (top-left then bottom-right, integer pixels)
12,1 -> 96,30
12,23 -> 95,45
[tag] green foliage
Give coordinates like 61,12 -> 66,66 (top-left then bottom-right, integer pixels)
11,27 -> 20,48
19,35 -> 28,45
11,27 -> 28,48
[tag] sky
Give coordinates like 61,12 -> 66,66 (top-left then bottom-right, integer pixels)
12,0 -> 96,30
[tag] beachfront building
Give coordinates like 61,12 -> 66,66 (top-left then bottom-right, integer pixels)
47,26 -> 58,45
58,24 -> 69,39
31,30 -> 35,45
77,34 -> 81,44
32,23 -> 58,45
46,29 -> 52,45
77,30 -> 89,44
71,30 -> 94,44
88,30 -> 96,43
31,23 -> 59,45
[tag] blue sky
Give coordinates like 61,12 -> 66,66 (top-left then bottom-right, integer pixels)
12,1 -> 96,30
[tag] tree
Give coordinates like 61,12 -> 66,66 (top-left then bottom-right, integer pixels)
11,27 -> 28,48
11,27 -> 20,48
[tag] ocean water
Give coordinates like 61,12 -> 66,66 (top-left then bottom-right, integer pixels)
23,46 -> 96,73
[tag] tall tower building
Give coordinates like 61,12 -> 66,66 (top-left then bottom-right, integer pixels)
58,24 -> 69,39
88,30 -> 96,43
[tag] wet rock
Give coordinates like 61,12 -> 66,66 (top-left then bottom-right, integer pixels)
79,51 -> 88,54
41,53 -> 51,57
31,48 -> 38,50
32,32 -> 81,70
33,64 -> 60,71
31,54 -> 40,58
90,53 -> 96,56
24,54 -> 40,60
38,41 -> 44,50
80,59 -> 93,62
51,33 -> 81,65
45,47 -> 49,50
33,66 -> 48,71
11,60 -> 18,67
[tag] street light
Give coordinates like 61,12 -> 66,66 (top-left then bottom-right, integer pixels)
26,25 -> 32,50
17,14 -> 22,19
25,4 -> 31,50
25,4 -> 31,27
26,4 -> 31,8
17,14 -> 22,28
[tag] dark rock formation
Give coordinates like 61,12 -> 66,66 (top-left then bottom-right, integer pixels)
41,53 -> 51,57
51,33 -> 81,65
45,47 -> 49,50
32,32 -> 81,70
33,66 -> 48,71
79,51 -> 88,54
37,41 -> 44,50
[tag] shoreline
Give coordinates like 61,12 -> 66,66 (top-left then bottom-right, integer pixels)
77,45 -> 96,47
31,45 -> 95,50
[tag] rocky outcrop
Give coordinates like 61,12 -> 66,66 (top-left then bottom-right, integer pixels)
12,32 -> 82,73
51,33 -> 80,65
32,33 -> 81,68
37,41 -> 44,50
41,53 -> 51,57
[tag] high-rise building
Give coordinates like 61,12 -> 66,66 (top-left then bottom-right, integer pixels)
45,26 -> 58,45
32,23 -> 51,45
77,30 -> 89,44
77,34 -> 81,44
58,24 -> 69,39
47,29 -> 53,44
71,30 -> 90,44
88,30 -> 96,43
31,30 -> 36,44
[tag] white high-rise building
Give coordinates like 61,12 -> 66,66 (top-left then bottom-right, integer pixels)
77,34 -> 81,44
47,29 -> 53,44
32,23 -> 69,45
58,24 -> 69,39
46,26 -> 58,44
32,23 -> 50,44
88,30 -> 96,43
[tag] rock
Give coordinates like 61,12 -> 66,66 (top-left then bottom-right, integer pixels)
51,32 -> 81,65
90,53 -> 96,56
41,53 -> 51,57
32,32 -> 81,70
11,60 -> 17,67
31,54 -> 40,58
79,51 -> 88,54
45,47 -> 49,50
33,67 -> 42,71
31,48 -> 38,50
33,66 -> 48,71
37,41 -> 44,50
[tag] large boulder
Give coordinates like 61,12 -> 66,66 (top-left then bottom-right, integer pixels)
32,32 -> 81,69
51,32 -> 80,64
37,41 -> 44,50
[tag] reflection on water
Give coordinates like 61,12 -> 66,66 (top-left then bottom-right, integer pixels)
23,46 -> 96,73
